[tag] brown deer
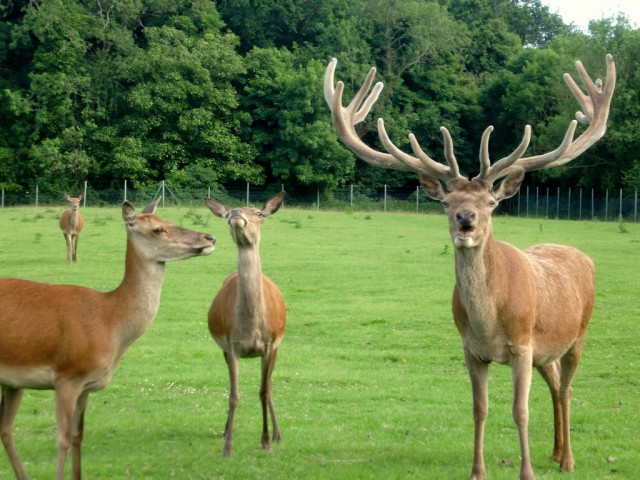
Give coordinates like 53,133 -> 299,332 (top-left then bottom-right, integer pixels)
203,192 -> 287,457
59,193 -> 85,263
325,55 -> 615,479
0,198 -> 215,480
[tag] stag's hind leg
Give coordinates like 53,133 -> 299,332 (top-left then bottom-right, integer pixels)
536,361 -> 563,462
0,386 -> 27,480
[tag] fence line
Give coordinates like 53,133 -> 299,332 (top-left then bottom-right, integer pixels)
1,181 -> 638,222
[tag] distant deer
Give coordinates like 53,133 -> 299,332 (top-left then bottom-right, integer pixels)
0,198 -> 215,480
59,193 -> 85,263
204,192 -> 287,457
325,55 -> 615,479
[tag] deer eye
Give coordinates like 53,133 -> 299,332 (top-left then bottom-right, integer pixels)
441,201 -> 450,209
488,200 -> 497,208
153,227 -> 165,234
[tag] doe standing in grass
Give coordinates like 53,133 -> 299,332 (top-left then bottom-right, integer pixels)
204,192 -> 287,458
59,193 -> 85,264
325,55 -> 615,479
0,198 -> 215,480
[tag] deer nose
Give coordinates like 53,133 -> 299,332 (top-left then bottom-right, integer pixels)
228,213 -> 246,227
456,210 -> 476,226
206,234 -> 216,244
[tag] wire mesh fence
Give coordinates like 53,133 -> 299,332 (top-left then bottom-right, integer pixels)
1,181 -> 638,222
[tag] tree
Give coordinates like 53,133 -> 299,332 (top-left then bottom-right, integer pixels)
242,47 -> 355,190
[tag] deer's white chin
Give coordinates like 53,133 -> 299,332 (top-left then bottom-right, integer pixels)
454,235 -> 478,248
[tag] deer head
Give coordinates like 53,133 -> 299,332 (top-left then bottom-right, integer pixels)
325,56 -> 616,248
64,193 -> 83,211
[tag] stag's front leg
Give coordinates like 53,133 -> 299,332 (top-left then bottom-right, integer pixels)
465,350 -> 489,480
511,348 -> 534,480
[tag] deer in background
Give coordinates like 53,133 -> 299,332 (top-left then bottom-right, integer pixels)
59,193 -> 85,263
204,192 -> 287,457
325,55 -> 615,479
0,199 -> 215,480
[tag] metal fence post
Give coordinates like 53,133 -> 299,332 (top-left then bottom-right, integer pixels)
384,185 -> 387,212
619,188 -> 623,219
579,188 -> 582,220
546,187 -> 549,218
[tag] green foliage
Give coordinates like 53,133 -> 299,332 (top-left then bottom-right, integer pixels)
243,48 -> 356,190
0,0 -> 638,196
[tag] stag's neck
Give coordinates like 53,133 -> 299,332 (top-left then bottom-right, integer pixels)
235,245 -> 265,323
454,235 -> 502,321
110,239 -> 166,350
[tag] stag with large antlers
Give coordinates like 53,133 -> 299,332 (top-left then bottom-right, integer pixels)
325,55 -> 615,479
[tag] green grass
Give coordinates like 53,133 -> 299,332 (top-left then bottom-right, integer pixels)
0,204 -> 638,479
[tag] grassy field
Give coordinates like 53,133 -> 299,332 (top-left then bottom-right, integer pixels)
0,202 -> 638,479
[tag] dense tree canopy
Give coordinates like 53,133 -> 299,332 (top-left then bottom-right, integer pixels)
1,0 -> 639,197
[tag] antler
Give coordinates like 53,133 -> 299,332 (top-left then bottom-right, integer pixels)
325,55 -> 616,184
324,58 -> 463,182
478,54 -> 616,182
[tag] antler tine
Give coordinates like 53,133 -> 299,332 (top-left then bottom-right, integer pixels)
477,125 -> 532,182
407,127 -> 461,180
376,119 -> 457,181
486,54 -> 615,182
325,58 -> 421,172
325,58 -> 465,180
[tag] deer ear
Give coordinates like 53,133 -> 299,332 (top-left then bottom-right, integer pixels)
261,191 -> 285,217
122,201 -> 136,225
493,168 -> 525,201
142,196 -> 161,214
419,173 -> 447,201
203,197 -> 229,218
